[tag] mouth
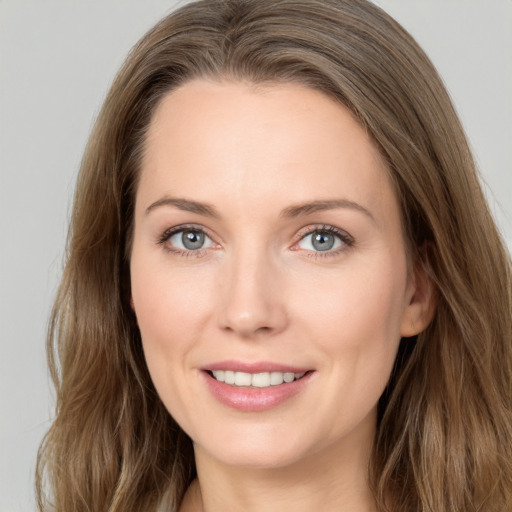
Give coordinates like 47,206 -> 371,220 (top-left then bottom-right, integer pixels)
201,361 -> 315,411
206,369 -> 310,388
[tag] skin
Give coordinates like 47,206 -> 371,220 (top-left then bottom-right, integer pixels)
130,80 -> 434,512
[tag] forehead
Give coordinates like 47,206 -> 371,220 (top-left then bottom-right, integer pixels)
138,79 -> 397,224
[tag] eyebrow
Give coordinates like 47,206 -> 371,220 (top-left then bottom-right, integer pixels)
145,196 -> 374,222
145,197 -> 220,217
280,199 -> 375,221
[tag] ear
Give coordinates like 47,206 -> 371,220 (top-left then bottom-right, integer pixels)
400,258 -> 436,338
129,296 -> 138,326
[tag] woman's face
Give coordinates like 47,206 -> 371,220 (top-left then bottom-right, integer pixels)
130,80 -> 430,469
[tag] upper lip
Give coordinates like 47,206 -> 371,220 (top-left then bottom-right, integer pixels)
201,360 -> 313,374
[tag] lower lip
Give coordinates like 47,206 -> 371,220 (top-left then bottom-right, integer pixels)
202,371 -> 313,412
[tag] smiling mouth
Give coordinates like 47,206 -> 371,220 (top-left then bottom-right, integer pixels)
207,370 -> 309,388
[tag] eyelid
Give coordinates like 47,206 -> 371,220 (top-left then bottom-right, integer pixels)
291,224 -> 354,254
156,223 -> 353,257
157,224 -> 220,255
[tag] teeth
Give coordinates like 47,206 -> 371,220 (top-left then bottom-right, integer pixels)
283,372 -> 295,383
211,370 -> 306,387
224,370 -> 235,384
251,372 -> 270,387
270,371 -> 284,385
234,371 -> 252,386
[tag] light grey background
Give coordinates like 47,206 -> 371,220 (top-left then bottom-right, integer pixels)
1,1 -> 510,510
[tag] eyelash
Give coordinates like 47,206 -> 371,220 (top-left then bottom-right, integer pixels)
157,224 -> 215,257
294,224 -> 354,259
156,224 -> 354,258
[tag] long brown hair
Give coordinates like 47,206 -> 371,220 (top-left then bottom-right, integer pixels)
36,1 -> 512,510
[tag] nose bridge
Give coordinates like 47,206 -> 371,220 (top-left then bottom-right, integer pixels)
217,240 -> 287,337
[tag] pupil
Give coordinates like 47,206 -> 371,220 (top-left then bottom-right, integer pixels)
182,230 -> 204,250
312,231 -> 334,251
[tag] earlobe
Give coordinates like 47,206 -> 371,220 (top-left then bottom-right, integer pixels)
400,262 -> 436,338
129,296 -> 139,326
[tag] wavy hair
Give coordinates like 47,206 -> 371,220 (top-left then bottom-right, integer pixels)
36,1 -> 512,510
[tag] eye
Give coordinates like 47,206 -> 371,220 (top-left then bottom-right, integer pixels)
163,227 -> 215,252
296,227 -> 351,253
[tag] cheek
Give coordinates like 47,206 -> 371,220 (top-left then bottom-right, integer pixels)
286,260 -> 407,438
297,258 -> 406,337
293,257 -> 408,387
131,258 -> 213,347
130,258 -> 217,430
129,250 -> 211,396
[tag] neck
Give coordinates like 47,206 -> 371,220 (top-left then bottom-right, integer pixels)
180,417 -> 378,512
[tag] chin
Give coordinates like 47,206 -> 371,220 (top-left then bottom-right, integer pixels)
203,446 -> 308,470
192,422 -> 323,470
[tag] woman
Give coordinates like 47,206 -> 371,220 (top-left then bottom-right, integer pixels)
36,1 -> 512,511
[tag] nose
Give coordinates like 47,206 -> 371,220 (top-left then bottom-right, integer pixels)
216,249 -> 288,339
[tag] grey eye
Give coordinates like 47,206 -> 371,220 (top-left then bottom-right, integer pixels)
298,230 -> 343,252
312,231 -> 335,251
169,229 -> 213,250
182,230 -> 204,250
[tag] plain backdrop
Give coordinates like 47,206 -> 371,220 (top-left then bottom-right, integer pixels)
1,1 -> 511,510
